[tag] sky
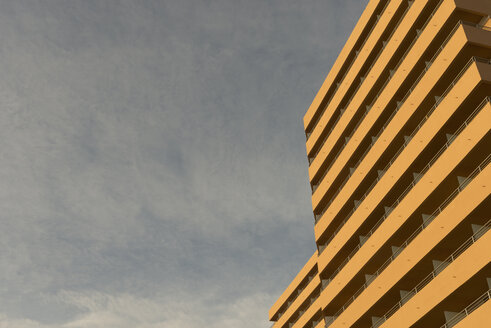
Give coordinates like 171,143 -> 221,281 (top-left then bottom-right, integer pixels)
0,1 -> 366,327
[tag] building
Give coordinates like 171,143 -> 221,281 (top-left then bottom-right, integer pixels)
269,0 -> 491,327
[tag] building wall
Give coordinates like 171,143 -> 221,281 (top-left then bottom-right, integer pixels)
269,0 -> 491,327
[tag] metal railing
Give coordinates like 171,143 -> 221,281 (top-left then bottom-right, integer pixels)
280,288 -> 321,328
306,0 -> 392,138
312,2 -> 446,213
324,154 -> 491,327
272,270 -> 318,324
315,54 -> 487,230
320,97 -> 489,290
372,219 -> 491,327
308,0 -> 414,162
440,289 -> 491,328
312,17 -> 481,211
310,0 -> 445,165
314,54 -> 489,228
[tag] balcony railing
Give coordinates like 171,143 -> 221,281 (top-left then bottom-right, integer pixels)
309,0 -> 445,165
308,1 -> 414,162
280,289 -> 321,328
319,97 -> 489,286
371,219 -> 491,327
316,56 -> 489,253
312,18 -> 484,218
306,0 -> 392,139
439,289 -> 491,328
271,271 -> 318,327
324,154 -> 491,327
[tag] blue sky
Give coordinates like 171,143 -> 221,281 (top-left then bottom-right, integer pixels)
0,1 -> 365,327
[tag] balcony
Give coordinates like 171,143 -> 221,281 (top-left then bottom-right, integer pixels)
307,0 -> 435,167
306,0 -> 411,153
370,219 -> 491,327
307,0 -> 432,163
310,18 -> 491,197
270,253 -> 319,327
312,20 -> 491,224
317,97 -> 491,324
315,56 -> 491,263
304,0 -> 392,136
322,154 -> 491,327
441,290 -> 491,327
317,97 -> 490,291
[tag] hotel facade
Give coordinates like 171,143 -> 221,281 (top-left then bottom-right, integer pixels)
269,0 -> 491,327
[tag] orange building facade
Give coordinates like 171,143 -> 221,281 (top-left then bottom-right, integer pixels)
269,0 -> 491,327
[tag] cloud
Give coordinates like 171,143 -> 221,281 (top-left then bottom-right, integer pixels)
0,290 -> 275,328
0,0 -> 365,326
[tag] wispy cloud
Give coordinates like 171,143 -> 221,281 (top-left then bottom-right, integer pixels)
1,290 -> 274,328
0,0 -> 365,326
